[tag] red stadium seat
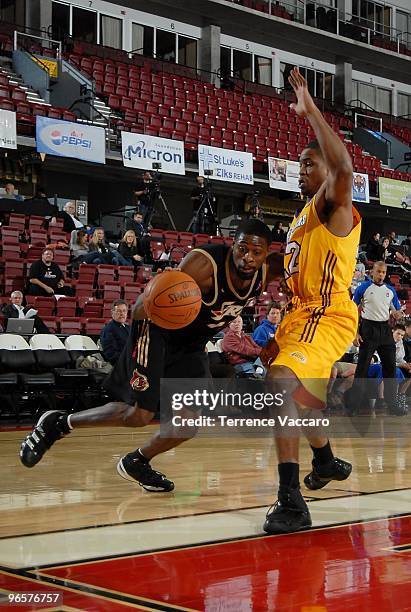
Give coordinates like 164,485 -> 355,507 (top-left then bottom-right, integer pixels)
84,318 -> 107,336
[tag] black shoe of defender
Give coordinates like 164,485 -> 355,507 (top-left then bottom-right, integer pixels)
304,457 -> 352,491
20,411 -> 70,468
117,452 -> 175,492
263,487 -> 312,535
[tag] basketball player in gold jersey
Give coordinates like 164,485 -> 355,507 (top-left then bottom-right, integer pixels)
262,68 -> 361,534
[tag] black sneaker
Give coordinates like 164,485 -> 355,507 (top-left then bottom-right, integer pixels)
390,394 -> 408,416
20,411 -> 70,468
263,487 -> 312,535
304,457 -> 352,491
117,452 -> 175,492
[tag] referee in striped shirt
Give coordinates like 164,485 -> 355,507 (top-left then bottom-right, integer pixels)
346,261 -> 403,413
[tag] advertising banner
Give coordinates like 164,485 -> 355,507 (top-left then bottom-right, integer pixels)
0,109 -> 17,150
352,172 -> 370,203
268,157 -> 300,191
122,132 -> 185,175
36,117 -> 106,164
379,177 -> 411,209
198,144 -> 254,184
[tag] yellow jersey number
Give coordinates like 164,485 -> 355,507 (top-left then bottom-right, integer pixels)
284,240 -> 301,280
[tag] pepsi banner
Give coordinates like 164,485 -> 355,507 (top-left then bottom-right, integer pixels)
36,117 -> 106,164
121,132 -> 185,175
198,144 -> 254,184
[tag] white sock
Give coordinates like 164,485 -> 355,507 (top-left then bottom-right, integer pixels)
66,414 -> 74,430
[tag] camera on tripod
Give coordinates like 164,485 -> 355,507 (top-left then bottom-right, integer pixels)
204,169 -> 213,177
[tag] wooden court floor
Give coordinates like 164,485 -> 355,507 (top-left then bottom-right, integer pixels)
0,424 -> 411,610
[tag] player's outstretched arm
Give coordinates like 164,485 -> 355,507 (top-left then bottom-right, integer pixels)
289,68 -> 352,209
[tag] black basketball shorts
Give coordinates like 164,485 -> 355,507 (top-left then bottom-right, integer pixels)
104,319 -> 211,412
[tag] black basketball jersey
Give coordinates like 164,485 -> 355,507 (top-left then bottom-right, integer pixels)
173,243 -> 267,342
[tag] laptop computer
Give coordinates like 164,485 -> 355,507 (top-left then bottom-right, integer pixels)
6,318 -> 35,334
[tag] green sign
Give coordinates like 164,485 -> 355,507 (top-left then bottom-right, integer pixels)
378,177 -> 411,209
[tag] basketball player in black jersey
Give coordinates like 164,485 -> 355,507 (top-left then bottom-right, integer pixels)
20,219 -> 283,492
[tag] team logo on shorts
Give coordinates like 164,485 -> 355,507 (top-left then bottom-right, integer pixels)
130,369 -> 149,391
290,351 -> 306,363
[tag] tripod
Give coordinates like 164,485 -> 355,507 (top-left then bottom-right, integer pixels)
187,180 -> 221,236
144,175 -> 176,230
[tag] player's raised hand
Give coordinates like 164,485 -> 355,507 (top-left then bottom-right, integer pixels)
289,67 -> 316,117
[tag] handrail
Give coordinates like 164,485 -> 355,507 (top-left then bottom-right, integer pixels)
354,112 -> 383,133
14,30 -> 62,60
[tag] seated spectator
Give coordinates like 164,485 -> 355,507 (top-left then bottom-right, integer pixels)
365,232 -> 381,261
100,300 -> 130,365
403,319 -> 411,362
2,182 -> 23,201
368,325 -> 411,414
401,233 -> 411,249
83,228 -> 128,266
28,248 -> 70,296
117,230 -> 144,267
59,201 -> 84,233
271,221 -> 287,243
351,261 -> 367,294
2,290 -> 49,333
378,236 -> 391,262
388,231 -> 398,245
252,302 -> 281,347
70,229 -> 89,259
222,316 -> 262,376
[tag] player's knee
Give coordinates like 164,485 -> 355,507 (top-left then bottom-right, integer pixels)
126,405 -> 155,427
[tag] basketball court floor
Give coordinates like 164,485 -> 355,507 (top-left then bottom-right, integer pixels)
1,425 -> 411,611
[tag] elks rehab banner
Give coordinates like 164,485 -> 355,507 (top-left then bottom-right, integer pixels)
198,144 -> 254,184
121,132 -> 186,175
36,117 -> 106,164
0,109 -> 17,149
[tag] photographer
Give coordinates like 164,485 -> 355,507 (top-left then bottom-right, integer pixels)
133,171 -> 154,221
190,176 -> 205,233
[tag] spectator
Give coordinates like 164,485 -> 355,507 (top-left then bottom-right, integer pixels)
221,316 -> 262,376
388,231 -> 398,245
378,236 -> 391,262
252,302 -> 282,347
271,221 -> 287,243
401,233 -> 411,248
117,230 -> 144,267
351,260 -> 367,294
403,319 -> 411,363
365,232 -> 380,261
100,300 -> 130,365
3,182 -> 23,201
2,290 -> 49,333
368,325 -> 411,415
70,229 -> 89,259
87,228 -> 129,266
345,261 -> 403,413
28,249 -> 70,296
59,201 -> 84,233
125,209 -> 147,239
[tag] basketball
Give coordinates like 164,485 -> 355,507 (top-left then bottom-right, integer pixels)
143,270 -> 202,330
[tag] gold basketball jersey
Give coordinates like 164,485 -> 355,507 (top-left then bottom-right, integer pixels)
284,196 -> 361,302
